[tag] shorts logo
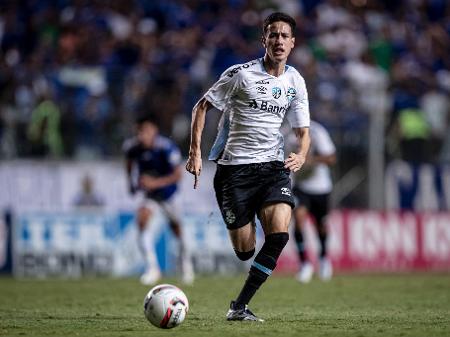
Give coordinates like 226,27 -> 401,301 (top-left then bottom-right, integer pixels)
281,187 -> 291,196
224,210 -> 236,225
272,87 -> 281,99
287,87 -> 296,101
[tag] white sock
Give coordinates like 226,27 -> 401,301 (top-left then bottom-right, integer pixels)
139,225 -> 161,274
178,231 -> 194,275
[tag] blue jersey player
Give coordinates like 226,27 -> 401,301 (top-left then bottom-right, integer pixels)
124,116 -> 194,285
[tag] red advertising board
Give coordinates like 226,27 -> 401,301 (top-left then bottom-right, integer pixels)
278,210 -> 450,272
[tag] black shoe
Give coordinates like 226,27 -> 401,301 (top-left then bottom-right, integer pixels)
226,301 -> 264,322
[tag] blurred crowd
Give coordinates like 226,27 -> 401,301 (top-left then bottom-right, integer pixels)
0,0 -> 449,166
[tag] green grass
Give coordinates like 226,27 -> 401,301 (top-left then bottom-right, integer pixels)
0,274 -> 449,337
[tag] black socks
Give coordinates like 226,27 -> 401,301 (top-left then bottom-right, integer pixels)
294,229 -> 306,263
235,232 -> 289,308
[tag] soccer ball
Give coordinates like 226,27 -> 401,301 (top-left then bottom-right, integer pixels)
143,284 -> 189,329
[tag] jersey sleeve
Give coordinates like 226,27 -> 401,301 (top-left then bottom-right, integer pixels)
203,65 -> 242,111
167,144 -> 182,168
314,124 -> 336,156
122,138 -> 137,159
286,75 -> 310,128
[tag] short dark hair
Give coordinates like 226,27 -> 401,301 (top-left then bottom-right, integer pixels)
136,115 -> 160,128
263,12 -> 296,36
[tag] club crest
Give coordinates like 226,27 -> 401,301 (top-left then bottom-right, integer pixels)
272,87 -> 281,99
286,87 -> 296,101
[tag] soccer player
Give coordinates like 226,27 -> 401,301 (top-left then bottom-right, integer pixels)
186,12 -> 310,321
123,116 -> 194,285
291,120 -> 336,283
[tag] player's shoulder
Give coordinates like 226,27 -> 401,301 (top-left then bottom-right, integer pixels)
311,120 -> 332,139
122,137 -> 140,153
154,135 -> 179,152
222,59 -> 261,79
285,65 -> 306,84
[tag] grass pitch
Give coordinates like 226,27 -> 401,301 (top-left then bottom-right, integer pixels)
0,273 -> 449,337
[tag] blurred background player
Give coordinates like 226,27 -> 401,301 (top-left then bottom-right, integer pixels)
291,120 -> 336,283
123,116 -> 194,285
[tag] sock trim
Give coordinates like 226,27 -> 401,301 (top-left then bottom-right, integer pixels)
252,261 -> 272,276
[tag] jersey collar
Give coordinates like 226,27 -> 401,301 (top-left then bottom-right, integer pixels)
259,58 -> 289,77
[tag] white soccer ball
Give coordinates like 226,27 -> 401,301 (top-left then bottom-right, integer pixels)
143,284 -> 189,329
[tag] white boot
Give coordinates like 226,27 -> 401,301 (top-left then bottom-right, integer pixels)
319,258 -> 333,281
140,268 -> 161,285
296,262 -> 314,283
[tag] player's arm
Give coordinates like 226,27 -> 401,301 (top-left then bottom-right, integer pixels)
309,152 -> 336,166
186,98 -> 213,189
139,166 -> 182,191
125,158 -> 137,195
284,127 -> 310,173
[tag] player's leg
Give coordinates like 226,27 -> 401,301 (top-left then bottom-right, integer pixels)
137,203 -> 162,285
228,202 -> 291,322
310,194 -> 332,280
244,202 -> 291,298
160,199 -> 195,284
293,191 -> 314,283
228,161 -> 295,321
213,163 -> 258,261
228,221 -> 257,261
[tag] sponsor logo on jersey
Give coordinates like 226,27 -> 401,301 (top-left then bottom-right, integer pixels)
248,99 -> 288,116
287,87 -> 296,101
272,87 -> 281,99
226,61 -> 258,78
256,86 -> 267,95
280,187 -> 291,196
256,79 -> 269,84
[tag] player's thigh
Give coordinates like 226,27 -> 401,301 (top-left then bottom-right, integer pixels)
310,193 -> 330,230
293,205 -> 308,231
214,164 -> 259,230
137,206 -> 152,230
259,202 -> 292,235
228,221 -> 257,252
160,198 -> 182,229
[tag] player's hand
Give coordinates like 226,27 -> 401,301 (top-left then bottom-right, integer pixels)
284,152 -> 306,172
139,175 -> 160,191
185,155 -> 202,189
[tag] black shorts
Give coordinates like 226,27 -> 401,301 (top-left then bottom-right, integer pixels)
214,161 -> 295,230
293,188 -> 330,224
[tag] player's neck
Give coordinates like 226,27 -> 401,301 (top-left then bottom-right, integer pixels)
262,56 -> 286,77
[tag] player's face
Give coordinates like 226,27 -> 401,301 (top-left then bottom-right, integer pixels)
138,122 -> 157,147
262,21 -> 295,64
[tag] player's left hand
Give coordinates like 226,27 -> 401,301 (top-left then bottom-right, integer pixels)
284,152 -> 306,172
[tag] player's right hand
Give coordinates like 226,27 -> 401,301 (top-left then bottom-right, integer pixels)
185,155 -> 202,189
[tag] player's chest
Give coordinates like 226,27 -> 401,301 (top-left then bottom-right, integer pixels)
242,76 -> 295,104
138,150 -> 165,165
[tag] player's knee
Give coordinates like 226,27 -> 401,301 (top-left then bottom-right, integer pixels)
137,207 -> 152,230
294,207 -> 307,227
169,220 -> 181,237
234,248 -> 256,261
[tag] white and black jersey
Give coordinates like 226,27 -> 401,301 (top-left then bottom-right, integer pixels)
294,120 -> 336,195
205,58 -> 310,165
